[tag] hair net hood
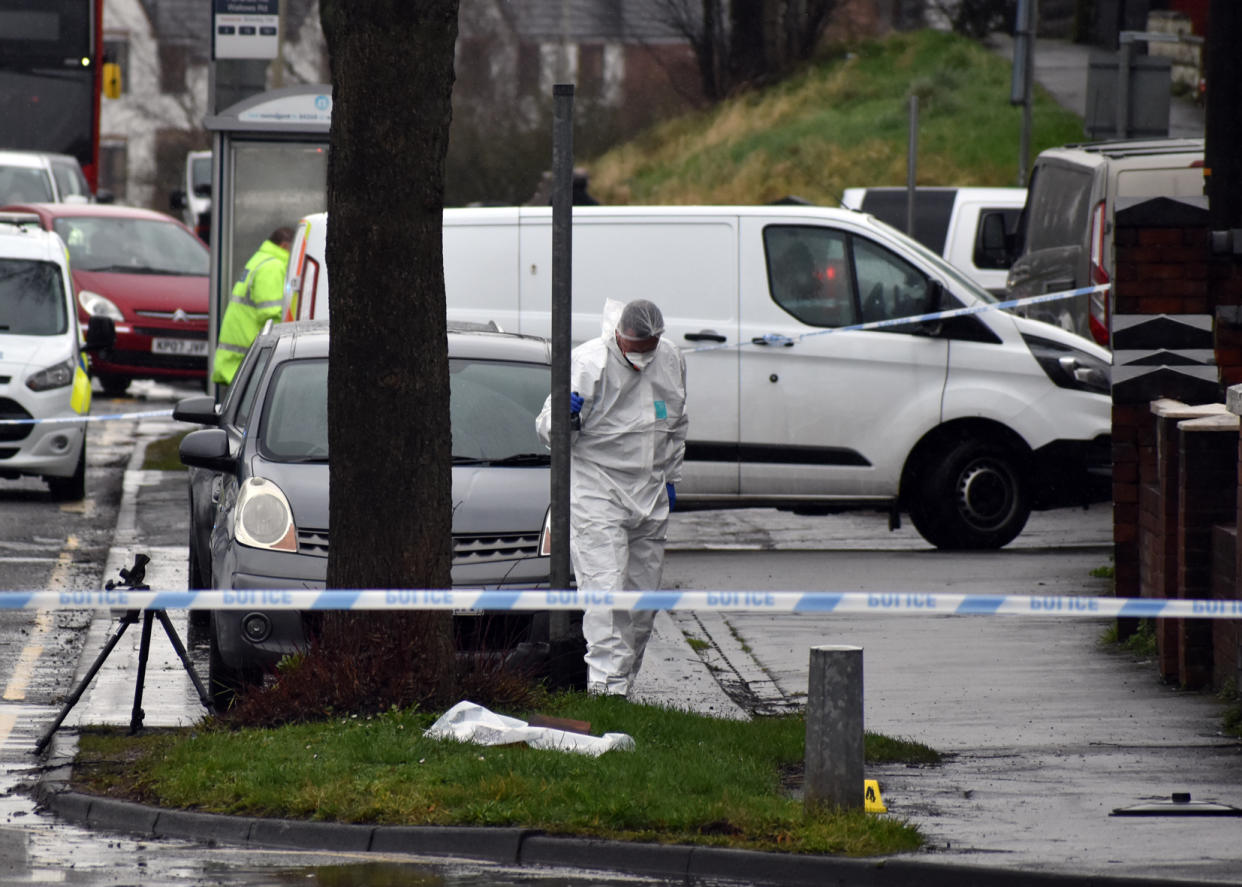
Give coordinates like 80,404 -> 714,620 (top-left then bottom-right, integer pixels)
601,298 -> 665,342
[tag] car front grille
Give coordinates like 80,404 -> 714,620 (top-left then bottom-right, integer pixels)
292,529 -> 543,563
0,399 -> 32,443
454,533 -> 542,563
297,527 -> 330,557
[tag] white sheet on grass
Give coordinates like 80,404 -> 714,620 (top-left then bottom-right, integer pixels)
424,700 -> 635,756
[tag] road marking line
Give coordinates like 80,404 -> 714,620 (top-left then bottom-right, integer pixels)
3,536 -> 77,702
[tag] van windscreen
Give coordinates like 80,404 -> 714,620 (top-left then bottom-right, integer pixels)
0,259 -> 67,335
1024,164 -> 1093,253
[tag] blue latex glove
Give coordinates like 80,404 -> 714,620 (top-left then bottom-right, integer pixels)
666,483 -> 676,512
570,391 -> 584,415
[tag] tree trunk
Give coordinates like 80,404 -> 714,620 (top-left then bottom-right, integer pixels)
319,0 -> 459,708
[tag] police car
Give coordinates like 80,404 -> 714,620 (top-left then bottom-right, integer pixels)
0,212 -> 114,499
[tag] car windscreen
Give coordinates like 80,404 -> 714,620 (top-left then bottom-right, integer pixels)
0,165 -> 54,203
260,358 -> 328,462
256,355 -> 550,464
0,258 -> 67,335
53,216 -> 208,275
451,358 -> 549,464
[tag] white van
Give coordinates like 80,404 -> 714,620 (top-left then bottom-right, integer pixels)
0,150 -> 94,205
283,206 -> 1111,550
169,149 -> 212,242
0,212 -> 114,500
1004,138 -> 1205,346
839,186 -> 1026,296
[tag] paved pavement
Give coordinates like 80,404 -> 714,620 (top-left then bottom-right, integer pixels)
988,34 -> 1204,140
35,413 -> 1242,886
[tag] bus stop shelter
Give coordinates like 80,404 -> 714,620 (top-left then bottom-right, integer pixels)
203,84 -> 331,391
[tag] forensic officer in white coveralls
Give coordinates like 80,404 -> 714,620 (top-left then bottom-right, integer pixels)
536,298 -> 689,696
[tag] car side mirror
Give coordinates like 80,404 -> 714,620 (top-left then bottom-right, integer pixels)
83,315 -> 115,351
179,427 -> 233,472
94,190 -> 114,205
169,189 -> 187,211
173,394 -> 220,427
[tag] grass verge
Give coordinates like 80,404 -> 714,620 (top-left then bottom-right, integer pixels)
589,29 -> 1084,205
72,694 -> 937,856
141,431 -> 190,471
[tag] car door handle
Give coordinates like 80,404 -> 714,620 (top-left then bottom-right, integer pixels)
684,330 -> 727,343
752,334 -> 794,347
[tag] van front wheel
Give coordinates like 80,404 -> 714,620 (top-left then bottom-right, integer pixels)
909,440 -> 1029,550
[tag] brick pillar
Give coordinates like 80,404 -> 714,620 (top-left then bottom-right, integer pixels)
1144,401 -> 1228,679
1111,196 -> 1221,635
1176,414 -> 1239,689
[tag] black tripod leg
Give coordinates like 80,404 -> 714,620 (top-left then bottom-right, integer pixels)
34,610 -> 139,755
154,610 -> 214,713
129,610 -> 155,734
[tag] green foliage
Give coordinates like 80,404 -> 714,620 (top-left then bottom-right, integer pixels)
1099,619 -> 1158,658
74,697 -> 932,855
588,29 -> 1084,206
141,431 -> 189,471
1090,565 -> 1115,579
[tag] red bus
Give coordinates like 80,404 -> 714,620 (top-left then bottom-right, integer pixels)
0,0 -> 105,192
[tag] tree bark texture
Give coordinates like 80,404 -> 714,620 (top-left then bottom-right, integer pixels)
319,0 -> 459,703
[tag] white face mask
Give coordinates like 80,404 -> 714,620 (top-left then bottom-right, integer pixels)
624,350 -> 657,371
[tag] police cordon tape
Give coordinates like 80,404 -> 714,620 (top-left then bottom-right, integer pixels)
10,588 -> 1242,619
0,283 -> 1108,428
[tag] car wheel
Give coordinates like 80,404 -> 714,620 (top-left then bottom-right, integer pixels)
187,533 -> 210,642
46,442 -> 86,502
208,622 -> 261,712
99,375 -> 130,397
908,439 -> 1030,550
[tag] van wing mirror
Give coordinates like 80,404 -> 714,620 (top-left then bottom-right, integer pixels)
170,189 -> 187,211
83,315 -> 115,351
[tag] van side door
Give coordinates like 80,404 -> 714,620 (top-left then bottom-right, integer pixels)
517,212 -> 742,498
737,218 -> 949,500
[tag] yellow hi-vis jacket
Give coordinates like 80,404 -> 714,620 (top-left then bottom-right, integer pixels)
212,239 -> 289,384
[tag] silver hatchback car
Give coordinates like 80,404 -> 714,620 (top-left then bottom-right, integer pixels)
175,320 -> 582,707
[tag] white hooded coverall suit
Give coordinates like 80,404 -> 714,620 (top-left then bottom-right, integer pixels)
536,325 -> 688,695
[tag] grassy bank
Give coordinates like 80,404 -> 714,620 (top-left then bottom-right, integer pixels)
589,29 -> 1084,205
73,694 -> 938,856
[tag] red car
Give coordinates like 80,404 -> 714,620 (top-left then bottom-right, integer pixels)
0,202 -> 209,396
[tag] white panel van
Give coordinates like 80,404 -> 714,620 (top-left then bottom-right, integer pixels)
282,206 -> 1112,550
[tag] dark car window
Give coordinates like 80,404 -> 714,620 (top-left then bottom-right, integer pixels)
52,159 -> 89,199
764,225 -> 857,327
852,236 -> 935,326
857,189 -> 956,254
0,258 -> 67,335
260,358 -> 329,461
52,216 -> 207,275
229,344 -> 274,430
1022,164 -> 1093,253
450,358 -> 549,461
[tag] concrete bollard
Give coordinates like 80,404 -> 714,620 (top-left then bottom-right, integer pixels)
804,645 -> 863,812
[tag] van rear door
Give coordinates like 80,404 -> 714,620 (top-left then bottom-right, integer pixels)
736,216 -> 949,500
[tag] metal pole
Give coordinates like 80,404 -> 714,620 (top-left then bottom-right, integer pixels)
804,645 -> 864,811
550,84 -> 575,598
1116,38 -> 1132,140
1013,0 -> 1037,186
906,95 -> 918,237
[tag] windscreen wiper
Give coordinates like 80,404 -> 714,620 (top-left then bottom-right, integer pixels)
487,452 -> 551,466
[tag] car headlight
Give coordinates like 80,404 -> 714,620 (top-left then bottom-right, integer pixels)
1023,335 -> 1111,395
78,289 -> 124,321
26,357 -> 75,391
234,477 -> 297,551
539,507 -> 552,557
